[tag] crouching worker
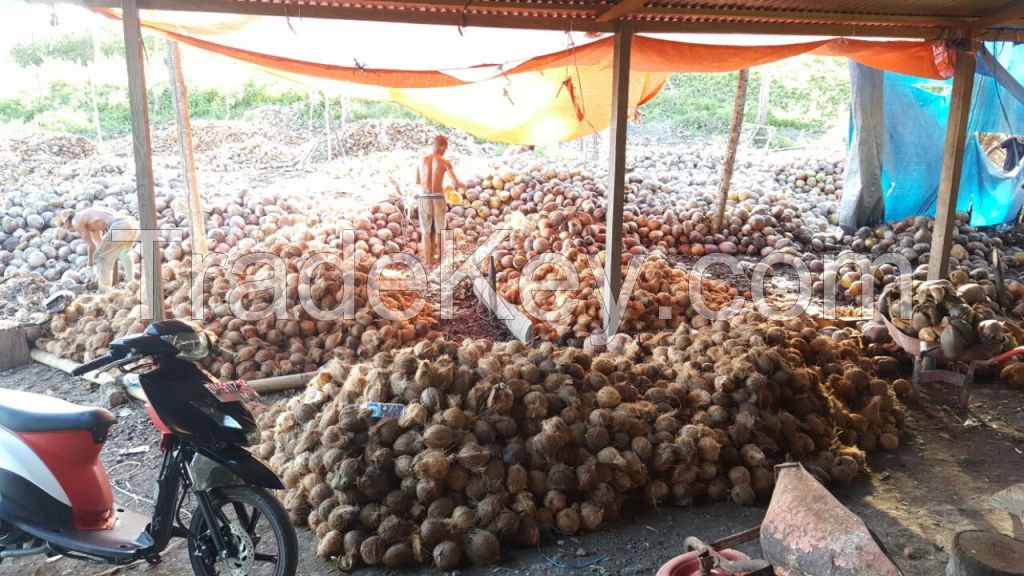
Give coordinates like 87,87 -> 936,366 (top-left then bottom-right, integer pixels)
53,207 -> 139,290
416,134 -> 464,268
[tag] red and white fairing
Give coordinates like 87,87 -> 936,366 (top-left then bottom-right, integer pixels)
0,389 -> 117,531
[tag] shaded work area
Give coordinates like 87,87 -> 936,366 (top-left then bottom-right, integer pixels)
36,0 -> 1024,324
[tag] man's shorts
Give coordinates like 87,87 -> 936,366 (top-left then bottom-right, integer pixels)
417,194 -> 447,233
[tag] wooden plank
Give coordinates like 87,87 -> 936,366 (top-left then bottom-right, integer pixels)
165,39 -> 208,258
471,277 -> 536,343
927,47 -> 976,281
123,0 -> 164,321
603,20 -> 632,332
715,68 -> 748,232
596,0 -> 647,23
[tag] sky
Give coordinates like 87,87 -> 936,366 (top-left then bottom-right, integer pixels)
0,3 -> 110,51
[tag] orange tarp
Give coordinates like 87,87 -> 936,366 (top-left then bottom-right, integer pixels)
97,9 -> 955,143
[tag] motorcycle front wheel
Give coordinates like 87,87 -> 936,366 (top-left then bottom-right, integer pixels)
187,485 -> 298,576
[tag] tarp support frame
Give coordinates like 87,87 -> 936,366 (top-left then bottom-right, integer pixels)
928,46 -> 977,280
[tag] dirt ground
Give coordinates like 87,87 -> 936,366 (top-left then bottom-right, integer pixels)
0,362 -> 1021,576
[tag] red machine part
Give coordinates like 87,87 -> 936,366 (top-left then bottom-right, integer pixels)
17,430 -> 115,531
761,463 -> 902,576
145,403 -> 176,451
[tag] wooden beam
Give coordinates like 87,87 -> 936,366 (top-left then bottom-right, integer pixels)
973,1 -> 1024,29
603,20 -> 632,333
632,19 -> 947,38
715,68 -> 748,232
165,39 -> 208,258
596,0 -> 647,23
927,47 -> 976,281
636,6 -> 973,27
123,0 -> 164,321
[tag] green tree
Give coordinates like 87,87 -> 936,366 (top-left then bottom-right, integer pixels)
10,34 -> 95,67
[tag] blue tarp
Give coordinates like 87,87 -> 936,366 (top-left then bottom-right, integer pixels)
859,42 -> 1024,227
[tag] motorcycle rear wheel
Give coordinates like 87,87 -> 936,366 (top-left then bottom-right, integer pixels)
187,485 -> 297,576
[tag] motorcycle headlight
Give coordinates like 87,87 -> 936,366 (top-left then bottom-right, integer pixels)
160,332 -> 209,361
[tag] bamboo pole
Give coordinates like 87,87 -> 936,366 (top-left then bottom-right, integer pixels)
715,68 -> 749,232
165,39 -> 208,258
31,349 -> 112,386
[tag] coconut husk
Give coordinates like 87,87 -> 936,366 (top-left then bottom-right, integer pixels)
465,530 -> 500,566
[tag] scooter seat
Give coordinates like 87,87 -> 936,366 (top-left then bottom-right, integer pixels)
0,388 -> 116,434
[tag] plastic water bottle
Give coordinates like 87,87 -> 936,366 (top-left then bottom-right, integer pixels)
362,402 -> 406,419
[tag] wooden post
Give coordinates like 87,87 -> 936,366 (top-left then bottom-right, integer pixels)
123,0 -> 164,321
928,47 -> 976,281
756,68 -> 771,126
90,27 -> 103,146
603,21 -> 633,332
324,94 -> 332,162
165,39 -> 208,258
0,321 -> 30,371
308,90 -> 315,133
715,68 -> 749,232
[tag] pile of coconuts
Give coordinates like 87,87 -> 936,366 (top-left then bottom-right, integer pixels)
37,198 -> 440,376
495,252 -> 738,347
256,311 -> 904,571
451,159 -> 839,261
881,276 -> 1021,360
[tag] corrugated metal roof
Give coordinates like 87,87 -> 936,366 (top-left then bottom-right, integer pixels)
77,0 -> 1024,37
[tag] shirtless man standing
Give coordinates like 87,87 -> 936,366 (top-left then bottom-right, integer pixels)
416,135 -> 464,268
52,207 -> 139,290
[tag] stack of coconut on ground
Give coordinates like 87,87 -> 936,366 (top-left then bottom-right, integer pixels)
11,120 -> 1024,379
36,195 -> 440,378
255,310 -> 904,570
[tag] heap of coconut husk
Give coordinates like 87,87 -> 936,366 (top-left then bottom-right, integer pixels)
334,120 -> 486,159
0,271 -> 52,325
256,313 -> 904,570
38,283 -> 146,360
7,134 -> 96,163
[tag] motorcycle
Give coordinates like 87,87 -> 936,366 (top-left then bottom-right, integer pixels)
0,319 -> 297,575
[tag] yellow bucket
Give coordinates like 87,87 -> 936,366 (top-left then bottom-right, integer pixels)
444,186 -> 463,205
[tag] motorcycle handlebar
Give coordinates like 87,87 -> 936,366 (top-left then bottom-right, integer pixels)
71,354 -> 115,376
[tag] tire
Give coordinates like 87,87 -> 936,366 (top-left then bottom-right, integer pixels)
187,486 -> 297,576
